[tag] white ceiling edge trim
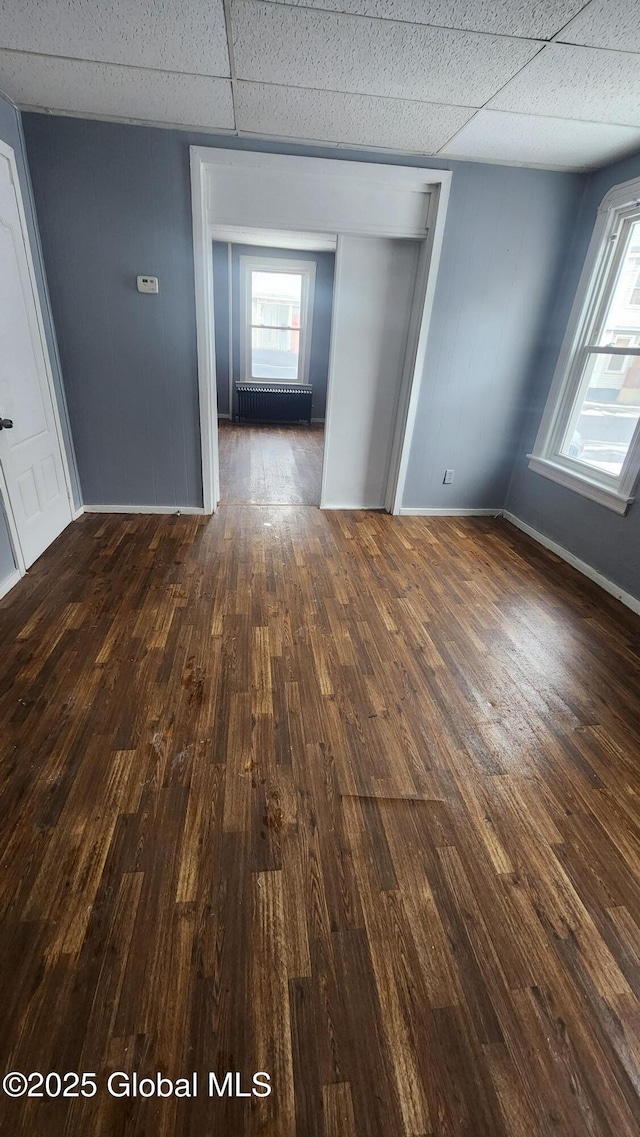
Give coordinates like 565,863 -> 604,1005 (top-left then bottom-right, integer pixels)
232,126 -> 458,159
434,147 -> 604,173
17,78 -> 640,134
15,106 -> 640,175
233,125 -> 593,170
234,123 -> 625,172
15,104 -> 240,136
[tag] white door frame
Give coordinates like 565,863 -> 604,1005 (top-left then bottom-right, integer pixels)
0,138 -> 75,577
190,146 -> 451,515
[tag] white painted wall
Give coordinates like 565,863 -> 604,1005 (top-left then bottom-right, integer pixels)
202,149 -> 432,241
321,235 -> 420,509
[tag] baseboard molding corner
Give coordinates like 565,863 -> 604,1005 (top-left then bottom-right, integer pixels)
0,569 -> 22,601
399,507 -> 504,517
83,504 -> 207,516
72,505 -> 84,520
503,511 -> 640,618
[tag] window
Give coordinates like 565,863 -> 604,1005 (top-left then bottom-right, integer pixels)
239,257 -> 315,385
530,177 -> 640,514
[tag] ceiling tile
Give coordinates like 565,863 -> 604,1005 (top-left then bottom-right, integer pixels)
438,108 -> 640,169
236,81 -> 475,151
560,0 -> 640,54
257,0 -> 585,40
0,0 -> 230,77
232,1 -> 544,106
489,42 -> 640,125
0,51 -> 235,128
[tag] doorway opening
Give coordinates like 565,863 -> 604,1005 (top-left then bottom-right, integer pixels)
212,230 -> 336,506
191,148 -> 453,515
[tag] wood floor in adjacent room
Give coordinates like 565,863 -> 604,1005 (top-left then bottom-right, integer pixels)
218,420 -> 325,504
2,508 -> 640,1136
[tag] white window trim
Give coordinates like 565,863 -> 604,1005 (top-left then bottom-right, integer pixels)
530,175 -> 640,516
238,256 -> 316,387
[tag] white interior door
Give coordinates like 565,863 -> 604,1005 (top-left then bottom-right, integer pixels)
0,142 -> 72,569
321,236 -> 420,509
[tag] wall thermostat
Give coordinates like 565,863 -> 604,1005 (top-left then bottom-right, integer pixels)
137,275 -> 159,294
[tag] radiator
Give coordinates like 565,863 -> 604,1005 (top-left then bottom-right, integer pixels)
236,385 -> 313,425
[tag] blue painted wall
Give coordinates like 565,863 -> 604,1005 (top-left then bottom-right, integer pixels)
505,149 -> 640,603
0,91 -> 80,589
403,162 -> 584,509
23,111 -> 586,515
24,113 -> 203,508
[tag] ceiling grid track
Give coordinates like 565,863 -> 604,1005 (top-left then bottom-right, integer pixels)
0,0 -> 639,172
223,0 -> 240,133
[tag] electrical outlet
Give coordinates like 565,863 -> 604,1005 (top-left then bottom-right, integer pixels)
137,275 -> 159,294
443,469 -> 454,485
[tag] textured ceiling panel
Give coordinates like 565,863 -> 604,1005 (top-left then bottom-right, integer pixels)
0,0 -> 230,76
0,51 -> 235,128
236,81 -> 474,151
489,43 -> 640,125
232,1 -> 544,106
256,0 -> 585,39
439,108 -> 640,169
560,0 -> 640,54
1,0 -> 639,171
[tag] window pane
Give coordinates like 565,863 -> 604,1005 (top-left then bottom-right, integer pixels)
251,327 -> 300,380
605,335 -> 631,371
251,271 -> 301,328
595,219 -> 640,346
561,353 -> 640,476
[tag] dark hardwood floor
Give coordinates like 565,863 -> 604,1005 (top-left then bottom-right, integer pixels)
218,420 -> 324,505
1,508 -> 640,1135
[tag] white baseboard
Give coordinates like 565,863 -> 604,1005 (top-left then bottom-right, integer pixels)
83,504 -> 207,516
72,504 -> 84,520
503,511 -> 640,617
320,501 -> 384,511
399,507 -> 503,516
0,569 -> 22,600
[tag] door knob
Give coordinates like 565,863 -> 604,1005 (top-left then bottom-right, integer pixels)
0,418 -> 13,429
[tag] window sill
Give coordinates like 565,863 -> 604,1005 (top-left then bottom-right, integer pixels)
527,454 -> 633,516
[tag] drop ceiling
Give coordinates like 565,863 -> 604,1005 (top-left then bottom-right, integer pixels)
1,0 -> 640,171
